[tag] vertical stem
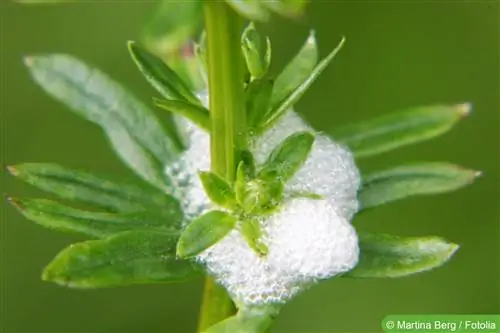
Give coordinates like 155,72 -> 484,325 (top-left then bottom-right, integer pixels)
198,2 -> 246,331
205,0 -> 247,182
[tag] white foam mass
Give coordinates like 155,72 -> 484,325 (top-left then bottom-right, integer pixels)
165,92 -> 361,306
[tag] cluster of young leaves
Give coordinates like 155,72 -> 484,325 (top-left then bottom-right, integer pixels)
177,132 -> 316,259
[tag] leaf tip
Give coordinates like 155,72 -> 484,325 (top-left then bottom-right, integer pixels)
5,196 -> 24,211
455,102 -> 473,118
474,170 -> 483,178
23,56 -> 35,68
126,40 -> 137,51
6,165 -> 19,176
306,30 -> 316,44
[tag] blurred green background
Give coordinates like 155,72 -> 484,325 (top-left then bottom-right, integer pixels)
1,1 -> 499,333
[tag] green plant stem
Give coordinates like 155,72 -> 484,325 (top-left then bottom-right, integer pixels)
204,1 -> 247,182
198,1 -> 246,331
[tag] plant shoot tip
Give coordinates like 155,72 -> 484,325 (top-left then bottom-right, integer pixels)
456,102 -> 472,117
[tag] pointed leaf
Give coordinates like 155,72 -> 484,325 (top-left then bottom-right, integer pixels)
330,103 -> 472,158
246,78 -> 273,129
128,41 -> 201,105
154,98 -> 210,131
43,230 -> 197,288
237,150 -> 257,180
260,131 -> 315,181
104,124 -> 169,189
241,23 -> 271,79
241,219 -> 268,256
177,211 -> 237,258
360,163 -> 480,210
6,163 -> 181,214
7,197 -> 181,238
345,233 -> 459,278
225,0 -> 269,21
142,0 -> 203,57
24,54 -> 179,188
203,306 -> 278,333
166,43 -> 207,93
199,172 -> 237,208
270,30 -> 318,110
261,37 -> 345,130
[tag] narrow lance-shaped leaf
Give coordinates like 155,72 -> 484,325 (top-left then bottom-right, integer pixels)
24,54 -> 179,189
345,232 -> 459,278
359,162 -> 480,210
261,37 -> 345,130
330,103 -> 472,158
269,30 -> 318,110
246,78 -> 273,130
43,230 -> 198,288
225,0 -> 269,21
142,0 -> 203,60
199,171 -> 237,208
260,131 -> 315,181
154,98 -> 210,131
104,124 -> 169,190
177,211 -> 237,258
235,160 -> 256,212
7,197 -> 181,239
241,23 -> 271,79
203,306 -> 279,333
128,41 -> 201,105
241,219 -> 268,256
6,163 -> 181,214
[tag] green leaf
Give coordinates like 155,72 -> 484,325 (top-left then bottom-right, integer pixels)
225,0 -> 269,21
199,172 -> 237,208
43,230 -> 197,288
177,211 -> 237,258
359,163 -> 480,210
261,36 -> 345,130
345,233 -> 459,278
24,54 -> 178,189
288,191 -> 324,200
330,103 -> 472,158
246,78 -> 273,130
142,0 -> 203,56
269,30 -> 318,110
103,124 -> 170,189
7,197 -> 181,238
261,0 -> 308,18
203,306 -> 278,333
241,23 -> 271,79
6,163 -> 181,214
128,41 -> 201,105
166,46 -> 206,93
260,131 -> 315,181
154,98 -> 210,131
237,150 -> 257,180
241,219 -> 268,256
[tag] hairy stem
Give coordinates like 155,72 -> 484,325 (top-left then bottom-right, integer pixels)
198,1 -> 246,331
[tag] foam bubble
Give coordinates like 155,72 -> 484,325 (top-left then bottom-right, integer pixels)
164,92 -> 361,306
